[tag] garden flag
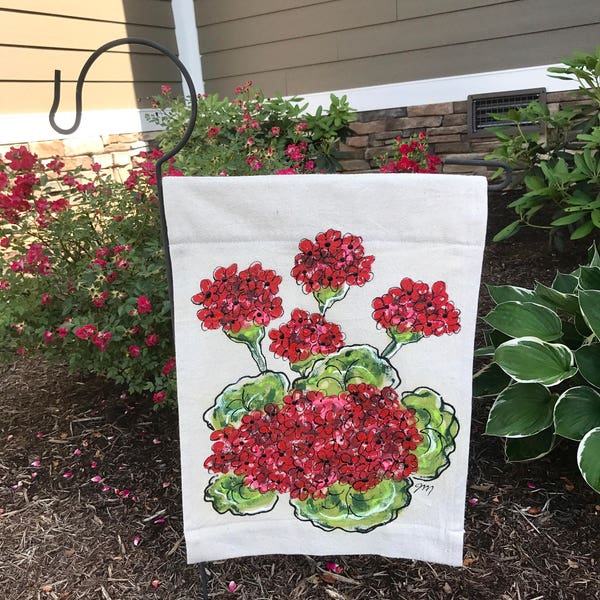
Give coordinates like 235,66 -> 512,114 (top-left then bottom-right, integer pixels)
163,173 -> 487,566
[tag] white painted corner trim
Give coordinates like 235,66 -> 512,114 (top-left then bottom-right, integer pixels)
171,0 -> 204,96
0,109 -> 163,146
295,64 -> 579,113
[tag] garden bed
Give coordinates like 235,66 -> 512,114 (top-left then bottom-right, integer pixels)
1,191 -> 598,600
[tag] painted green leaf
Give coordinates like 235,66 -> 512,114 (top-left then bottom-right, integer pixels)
577,427 -> 600,493
578,266 -> 600,291
293,344 -> 400,395
505,427 -> 556,462
290,479 -> 411,532
473,362 -> 512,397
575,343 -> 600,388
205,474 -> 278,515
401,387 -> 459,480
495,337 -> 577,386
484,301 -> 562,341
485,383 -> 554,437
533,282 -> 580,314
313,284 -> 348,313
579,290 -> 600,338
205,371 -> 289,429
554,386 -> 600,441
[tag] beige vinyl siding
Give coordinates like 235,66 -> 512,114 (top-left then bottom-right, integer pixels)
196,0 -> 600,97
0,0 -> 179,114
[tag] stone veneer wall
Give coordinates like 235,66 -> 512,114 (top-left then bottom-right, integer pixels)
0,131 -> 160,182
339,90 -> 583,177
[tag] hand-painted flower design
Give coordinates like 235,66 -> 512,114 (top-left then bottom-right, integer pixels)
204,384 -> 422,501
372,278 -> 460,357
192,262 -> 283,371
268,309 -> 344,371
292,229 -> 374,312
192,263 -> 283,333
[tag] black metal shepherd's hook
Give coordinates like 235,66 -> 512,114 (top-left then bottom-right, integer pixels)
49,36 -> 209,600
49,36 -> 198,311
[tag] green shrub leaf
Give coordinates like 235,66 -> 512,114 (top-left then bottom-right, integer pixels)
493,220 -> 521,242
205,474 -> 278,515
484,301 -> 562,341
505,428 -> 556,462
570,219 -> 595,240
292,345 -> 399,395
401,387 -> 459,480
554,386 -> 600,441
579,290 -> 600,338
473,362 -> 512,397
486,383 -> 555,437
578,266 -> 600,291
534,282 -> 580,314
552,272 -> 579,293
290,479 -> 411,532
487,284 -> 543,305
205,371 -> 289,429
575,343 -> 600,387
495,337 -> 577,386
577,427 -> 600,493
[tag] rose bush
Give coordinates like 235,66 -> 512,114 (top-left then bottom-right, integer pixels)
148,82 -> 355,176
0,146 -> 181,405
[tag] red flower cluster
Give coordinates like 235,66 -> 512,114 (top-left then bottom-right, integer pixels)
10,242 -> 52,275
372,278 -> 461,337
124,148 -> 183,190
192,263 -> 283,333
74,324 -> 111,352
379,133 -> 441,174
292,229 -> 375,293
268,309 -> 344,363
205,384 -> 422,500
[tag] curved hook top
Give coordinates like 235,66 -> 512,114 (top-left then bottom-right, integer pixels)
49,37 -> 198,168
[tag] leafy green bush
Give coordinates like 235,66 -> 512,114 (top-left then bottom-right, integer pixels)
0,147 -> 180,405
147,81 -> 355,176
0,88 -> 357,409
474,244 -> 600,493
487,47 -> 600,243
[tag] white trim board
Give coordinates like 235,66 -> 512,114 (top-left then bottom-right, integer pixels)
0,108 -> 163,146
294,64 -> 578,113
1,64 -> 580,145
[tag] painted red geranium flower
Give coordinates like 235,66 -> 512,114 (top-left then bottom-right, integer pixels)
204,384 -> 422,500
268,309 -> 344,364
373,278 -> 461,349
192,262 -> 283,333
292,229 -> 374,294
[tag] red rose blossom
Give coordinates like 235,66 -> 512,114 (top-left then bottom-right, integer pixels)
137,296 -> 152,314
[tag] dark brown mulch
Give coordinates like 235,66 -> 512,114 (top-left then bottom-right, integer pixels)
1,192 -> 599,600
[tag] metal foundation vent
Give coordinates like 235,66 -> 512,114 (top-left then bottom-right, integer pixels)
467,88 -> 546,136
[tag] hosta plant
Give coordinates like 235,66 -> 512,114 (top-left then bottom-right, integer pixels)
474,244 -> 600,493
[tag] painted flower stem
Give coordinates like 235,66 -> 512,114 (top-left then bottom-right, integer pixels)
381,330 -> 423,359
226,325 -> 268,373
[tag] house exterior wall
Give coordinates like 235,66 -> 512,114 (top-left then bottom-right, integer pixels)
0,0 -> 180,164
195,0 -> 600,98
0,0 -> 179,114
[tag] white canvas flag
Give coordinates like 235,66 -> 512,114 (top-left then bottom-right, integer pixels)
163,173 -> 487,567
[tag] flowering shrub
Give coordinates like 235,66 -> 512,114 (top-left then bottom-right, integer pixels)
0,145 -> 181,405
377,132 -> 442,173
197,228 -> 461,531
147,82 -> 355,176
